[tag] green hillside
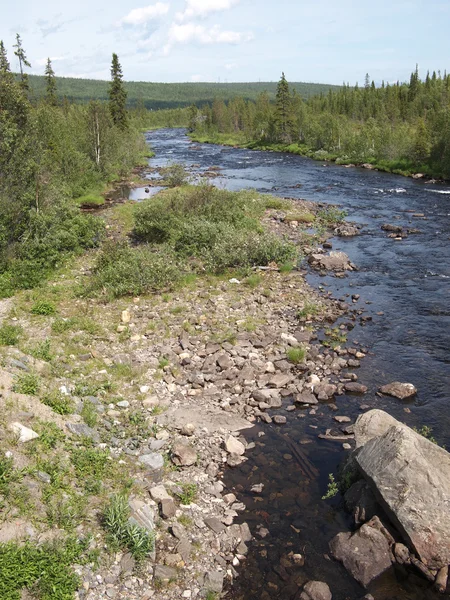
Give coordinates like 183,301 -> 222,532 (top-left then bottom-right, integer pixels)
25,74 -> 339,109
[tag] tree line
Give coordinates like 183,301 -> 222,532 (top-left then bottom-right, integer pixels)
190,69 -> 450,178
0,36 -> 146,294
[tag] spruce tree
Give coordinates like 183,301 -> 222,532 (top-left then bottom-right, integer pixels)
109,53 -> 128,129
275,72 -> 294,143
13,34 -> 31,91
0,41 -> 11,75
44,58 -> 57,106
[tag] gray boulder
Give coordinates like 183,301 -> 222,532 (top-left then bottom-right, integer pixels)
379,381 -> 417,399
329,516 -> 393,587
355,412 -> 450,570
300,580 -> 332,600
308,251 -> 354,272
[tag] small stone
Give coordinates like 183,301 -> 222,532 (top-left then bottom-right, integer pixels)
121,310 -> 131,324
181,423 -> 195,436
154,565 -> 177,582
345,382 -> 368,394
138,453 -> 164,470
273,415 -> 287,425
300,580 -> 332,600
117,400 -> 130,408
203,571 -> 224,593
9,422 -> 39,443
205,517 -> 226,534
334,416 -> 351,423
225,435 -> 245,456
160,498 -> 176,519
171,442 -> 197,466
66,422 -> 100,443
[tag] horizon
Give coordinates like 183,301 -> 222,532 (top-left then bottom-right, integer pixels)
2,0 -> 449,86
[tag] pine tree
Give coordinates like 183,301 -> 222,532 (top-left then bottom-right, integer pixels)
13,34 -> 31,92
44,58 -> 57,105
0,41 -> 11,75
275,72 -> 294,143
109,53 -> 128,129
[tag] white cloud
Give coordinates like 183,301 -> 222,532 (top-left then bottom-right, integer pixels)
190,74 -> 206,82
120,3 -> 170,26
36,56 -> 66,67
225,62 -> 237,70
167,22 -> 253,46
176,0 -> 240,22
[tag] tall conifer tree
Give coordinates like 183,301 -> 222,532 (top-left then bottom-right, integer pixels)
13,34 -> 31,91
109,53 -> 128,129
275,72 -> 294,143
44,58 -> 57,105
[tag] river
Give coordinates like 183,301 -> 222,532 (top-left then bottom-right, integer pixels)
144,128 -> 450,600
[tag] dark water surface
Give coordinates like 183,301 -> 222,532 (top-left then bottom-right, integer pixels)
146,129 -> 450,600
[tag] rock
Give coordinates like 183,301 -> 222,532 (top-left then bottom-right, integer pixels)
120,552 -> 135,576
334,224 -> 360,237
160,498 -> 176,519
9,422 -> 39,443
355,416 -> 450,570
394,543 -> 411,565
308,251 -> 353,272
227,453 -> 245,467
149,485 -> 171,502
154,565 -> 177,582
334,416 -> 351,423
224,435 -> 245,456
353,409 -> 400,448
203,570 -> 224,593
294,392 -> 318,405
157,407 -> 253,434
344,382 -> 368,394
217,354 -> 233,370
268,373 -> 292,388
300,580 -> 332,600
379,381 -> 417,399
66,422 -> 100,443
251,483 -> 264,493
330,516 -> 393,587
116,400 -> 130,408
205,517 -> 226,534
171,442 -> 197,467
128,499 -> 155,533
273,415 -> 287,424
381,223 -> 403,233
121,310 -> 131,323
138,453 -> 164,470
181,423 -> 195,436
344,480 -> 378,525
314,383 -> 337,400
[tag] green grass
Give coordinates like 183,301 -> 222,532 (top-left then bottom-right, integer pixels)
176,482 -> 198,505
286,346 -> 307,364
297,301 -> 320,319
41,391 -> 74,415
279,262 -> 294,273
30,338 -> 54,362
81,400 -> 98,428
285,212 -> 315,224
0,324 -> 22,346
0,537 -> 90,600
244,274 -> 262,289
12,372 -> 40,395
103,494 -> 155,560
31,301 -> 56,315
74,193 -> 105,207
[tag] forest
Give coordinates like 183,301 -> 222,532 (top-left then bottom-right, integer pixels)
190,69 -> 450,178
24,75 -> 340,109
0,39 -> 150,296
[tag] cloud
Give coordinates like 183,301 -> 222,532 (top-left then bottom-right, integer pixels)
36,15 -> 66,38
166,22 -> 253,49
35,56 -> 67,67
225,62 -> 237,70
190,74 -> 206,82
119,3 -> 170,26
176,0 -> 240,22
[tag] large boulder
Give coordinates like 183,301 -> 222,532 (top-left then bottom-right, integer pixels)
308,251 -> 354,272
354,411 -> 450,570
329,516 -> 393,587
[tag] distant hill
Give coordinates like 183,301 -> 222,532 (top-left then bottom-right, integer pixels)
25,74 -> 340,109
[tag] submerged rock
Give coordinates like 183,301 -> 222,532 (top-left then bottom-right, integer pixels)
379,381 -> 417,399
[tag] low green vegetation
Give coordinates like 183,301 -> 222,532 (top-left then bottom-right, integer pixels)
86,185 -> 297,299
0,537 -> 90,600
297,301 -> 320,319
41,391 -> 74,415
0,324 -> 21,346
31,301 -> 56,315
103,494 -> 155,560
322,473 -> 339,500
286,346 -> 307,364
176,482 -> 198,505
12,372 -> 40,395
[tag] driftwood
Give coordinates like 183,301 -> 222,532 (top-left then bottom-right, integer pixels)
269,426 -> 318,480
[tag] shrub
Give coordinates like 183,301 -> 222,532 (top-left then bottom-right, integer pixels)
160,163 -> 189,187
31,301 -> 56,315
0,324 -> 21,346
87,241 -> 182,299
103,494 -> 155,560
317,206 -> 347,226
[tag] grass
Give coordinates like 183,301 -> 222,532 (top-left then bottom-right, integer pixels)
81,400 -> 98,428
41,391 -> 74,415
317,206 -> 348,226
286,346 -> 307,364
0,324 -> 21,346
176,482 -> 198,505
74,193 -> 105,207
12,372 -> 40,395
0,537 -> 90,600
297,301 -> 320,319
31,300 -> 56,315
285,212 -> 315,224
30,338 -> 54,362
279,262 -> 294,273
244,274 -> 262,289
103,494 -> 155,560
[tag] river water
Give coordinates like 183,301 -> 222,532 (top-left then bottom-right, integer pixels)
145,129 -> 450,600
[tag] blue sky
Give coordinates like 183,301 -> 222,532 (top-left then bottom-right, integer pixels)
1,0 -> 449,84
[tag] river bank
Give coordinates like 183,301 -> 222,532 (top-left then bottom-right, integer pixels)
189,131 -> 443,182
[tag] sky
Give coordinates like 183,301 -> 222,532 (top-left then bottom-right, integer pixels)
1,0 -> 450,85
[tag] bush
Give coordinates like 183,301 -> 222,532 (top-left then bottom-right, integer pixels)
0,324 -> 21,346
13,373 -> 40,395
87,241 -> 182,299
41,391 -> 74,415
286,346 -> 307,364
160,163 -> 189,187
